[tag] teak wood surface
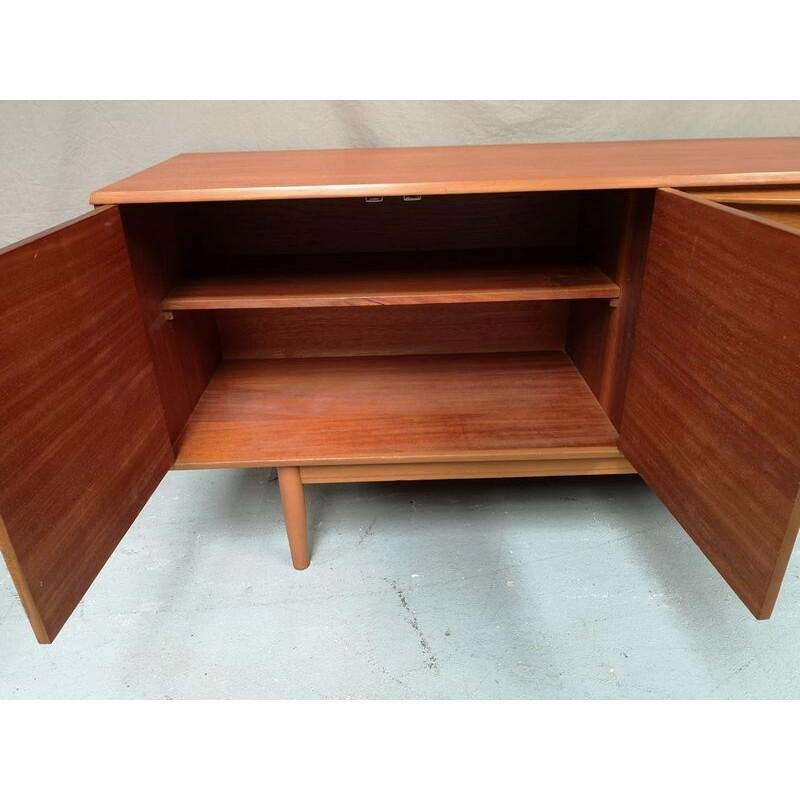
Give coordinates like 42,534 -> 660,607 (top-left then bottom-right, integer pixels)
90,137 -> 800,203
620,189 -> 800,620
566,190 -> 655,428
7,137 -> 800,641
119,205 -> 221,443
216,302 -> 568,360
277,467 -> 310,570
682,185 -> 800,204
726,205 -> 800,231
164,258 -> 619,310
184,194 -> 581,255
299,454 -> 634,484
174,352 -> 619,468
0,208 -> 174,642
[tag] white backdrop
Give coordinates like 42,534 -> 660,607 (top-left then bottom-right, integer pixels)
1,100 -> 799,246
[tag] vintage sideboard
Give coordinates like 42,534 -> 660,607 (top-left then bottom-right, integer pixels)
1,138 -> 798,642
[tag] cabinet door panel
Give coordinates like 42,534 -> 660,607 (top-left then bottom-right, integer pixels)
0,208 -> 174,642
620,189 -> 800,619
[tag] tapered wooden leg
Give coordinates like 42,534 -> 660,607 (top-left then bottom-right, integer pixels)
277,466 -> 310,569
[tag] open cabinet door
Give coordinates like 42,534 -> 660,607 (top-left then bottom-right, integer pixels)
0,208 -> 174,642
619,189 -> 800,619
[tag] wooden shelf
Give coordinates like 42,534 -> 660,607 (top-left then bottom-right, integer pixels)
163,250 -> 619,310
174,351 -> 620,468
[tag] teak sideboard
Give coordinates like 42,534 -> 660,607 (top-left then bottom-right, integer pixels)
1,138 -> 799,643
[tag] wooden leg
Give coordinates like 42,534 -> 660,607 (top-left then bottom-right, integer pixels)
277,466 -> 310,569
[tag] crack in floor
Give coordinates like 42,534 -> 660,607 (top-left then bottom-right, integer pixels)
358,518 -> 377,545
387,578 -> 439,672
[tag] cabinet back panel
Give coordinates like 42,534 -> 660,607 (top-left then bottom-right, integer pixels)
181,193 -> 583,258
216,302 -> 567,359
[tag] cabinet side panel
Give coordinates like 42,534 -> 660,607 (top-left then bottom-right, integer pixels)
567,190 -> 654,427
0,207 -> 174,642
119,205 -> 221,443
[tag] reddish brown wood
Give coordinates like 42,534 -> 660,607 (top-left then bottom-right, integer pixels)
119,205 -> 221,443
567,190 -> 656,428
174,352 -> 619,469
682,185 -> 800,204
182,194 -> 582,256
568,192 -> 628,410
90,138 -> 800,204
7,139 -> 798,640
299,454 -> 635,483
278,467 -> 310,569
724,204 -> 800,230
620,189 -> 800,619
216,302 -> 568,360
0,208 -> 174,642
164,255 -> 618,310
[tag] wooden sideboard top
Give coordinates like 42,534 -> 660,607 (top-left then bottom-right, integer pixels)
90,137 -> 800,204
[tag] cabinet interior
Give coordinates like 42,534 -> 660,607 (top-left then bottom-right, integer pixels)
119,189 -> 654,467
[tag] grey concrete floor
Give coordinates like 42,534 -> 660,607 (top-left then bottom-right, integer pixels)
1,470 -> 798,699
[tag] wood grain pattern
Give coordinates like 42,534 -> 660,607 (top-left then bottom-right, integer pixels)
182,194 -> 581,256
299,453 -> 635,483
620,189 -> 800,619
278,467 -> 310,569
567,190 -> 655,426
724,204 -> 800,231
119,205 -> 221,443
164,255 -> 618,310
0,208 -> 173,642
90,138 -> 800,204
682,185 -> 800,204
174,352 -> 619,468
217,302 -> 568,360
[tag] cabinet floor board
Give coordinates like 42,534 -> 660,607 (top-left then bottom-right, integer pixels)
174,352 -> 619,468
